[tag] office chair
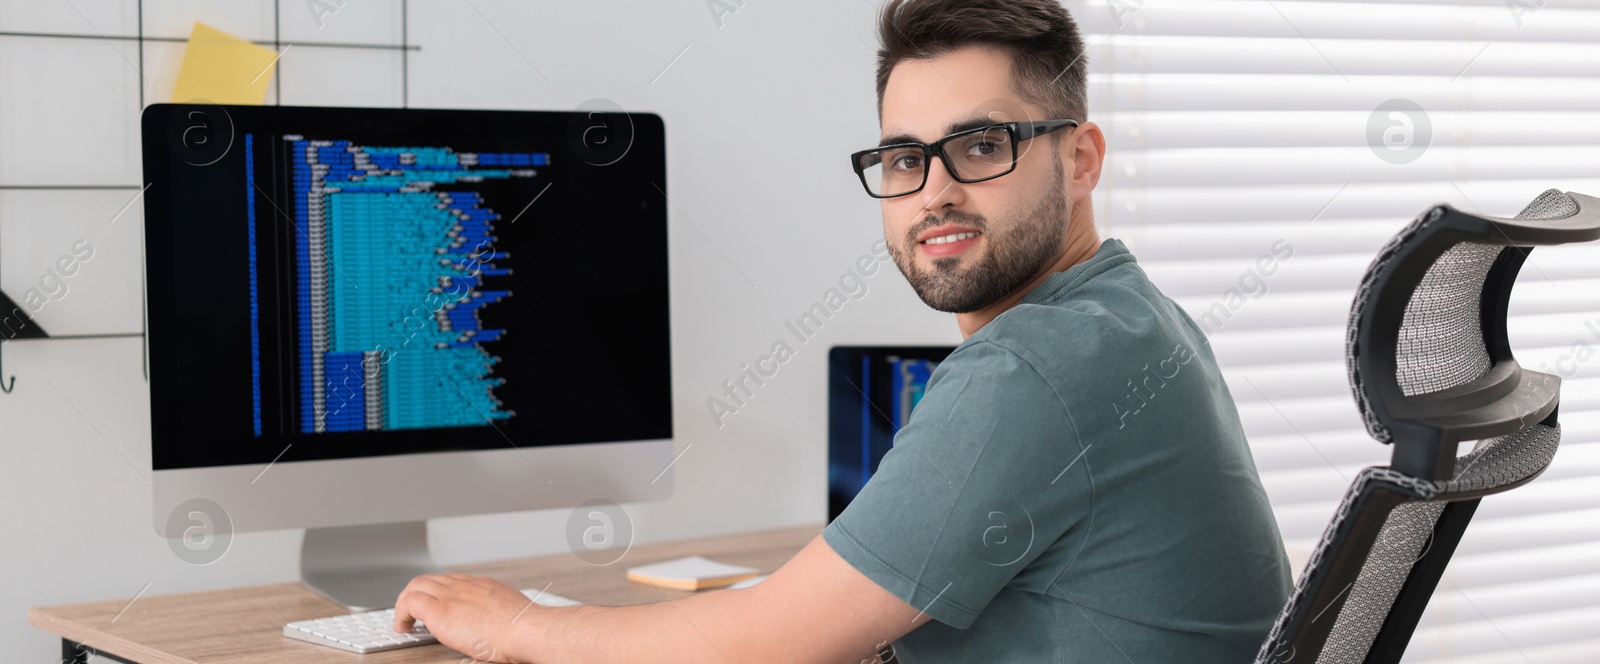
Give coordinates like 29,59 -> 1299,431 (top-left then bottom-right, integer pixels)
1254,189 -> 1600,664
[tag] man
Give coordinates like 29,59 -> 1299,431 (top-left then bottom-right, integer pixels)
395,1 -> 1292,661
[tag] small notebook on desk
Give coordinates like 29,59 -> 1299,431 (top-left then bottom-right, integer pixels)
626,555 -> 761,590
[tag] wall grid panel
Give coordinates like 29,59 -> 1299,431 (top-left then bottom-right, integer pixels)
0,1 -> 413,657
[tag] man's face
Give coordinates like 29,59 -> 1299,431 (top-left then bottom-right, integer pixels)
878,46 -> 1071,313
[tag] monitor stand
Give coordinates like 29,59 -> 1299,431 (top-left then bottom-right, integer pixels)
301,521 -> 444,611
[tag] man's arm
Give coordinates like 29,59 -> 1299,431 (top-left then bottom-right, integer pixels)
394,533 -> 928,664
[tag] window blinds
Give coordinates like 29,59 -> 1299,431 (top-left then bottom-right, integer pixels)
1076,1 -> 1600,661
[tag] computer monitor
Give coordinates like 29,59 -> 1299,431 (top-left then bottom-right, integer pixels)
827,345 -> 955,522
141,103 -> 673,609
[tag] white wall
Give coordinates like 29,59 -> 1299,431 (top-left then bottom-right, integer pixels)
0,0 -> 963,658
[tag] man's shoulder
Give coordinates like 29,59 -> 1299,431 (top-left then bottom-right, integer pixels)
951,263 -> 1215,421
978,263 -> 1191,362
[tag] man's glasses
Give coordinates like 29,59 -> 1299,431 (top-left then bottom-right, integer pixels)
850,119 -> 1079,199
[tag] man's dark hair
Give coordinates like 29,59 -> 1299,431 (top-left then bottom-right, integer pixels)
875,0 -> 1088,124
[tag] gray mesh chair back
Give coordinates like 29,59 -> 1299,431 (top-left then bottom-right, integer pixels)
1254,190 -> 1600,664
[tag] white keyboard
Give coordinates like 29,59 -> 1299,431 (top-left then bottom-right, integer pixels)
283,587 -> 582,654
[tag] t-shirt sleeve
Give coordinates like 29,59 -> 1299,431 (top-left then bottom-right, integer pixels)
822,339 -> 1090,629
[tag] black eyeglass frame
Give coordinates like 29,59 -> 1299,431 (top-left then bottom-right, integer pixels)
850,119 -> 1080,199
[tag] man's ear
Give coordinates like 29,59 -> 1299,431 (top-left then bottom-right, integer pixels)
1066,122 -> 1106,200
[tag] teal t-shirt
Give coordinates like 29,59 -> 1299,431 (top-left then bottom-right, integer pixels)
823,238 -> 1291,663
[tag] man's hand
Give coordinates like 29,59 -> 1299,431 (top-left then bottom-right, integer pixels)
393,573 -> 540,662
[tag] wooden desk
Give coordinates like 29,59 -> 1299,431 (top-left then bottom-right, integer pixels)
30,524 -> 822,663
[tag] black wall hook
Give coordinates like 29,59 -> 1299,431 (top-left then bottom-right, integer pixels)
1,289 -> 52,393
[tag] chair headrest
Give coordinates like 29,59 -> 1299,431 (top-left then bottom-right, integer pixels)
1345,190 -> 1600,480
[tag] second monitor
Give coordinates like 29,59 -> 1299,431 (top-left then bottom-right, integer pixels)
828,346 -> 957,522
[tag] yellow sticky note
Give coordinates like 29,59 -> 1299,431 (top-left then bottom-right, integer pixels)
171,22 -> 279,105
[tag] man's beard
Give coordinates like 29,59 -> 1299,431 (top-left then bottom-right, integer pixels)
887,154 -> 1070,314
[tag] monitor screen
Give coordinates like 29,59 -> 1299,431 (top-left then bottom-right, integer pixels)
827,345 -> 956,521
142,104 -> 672,470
